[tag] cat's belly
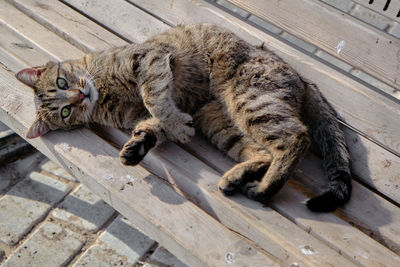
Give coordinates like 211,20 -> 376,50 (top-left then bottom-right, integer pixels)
172,76 -> 211,115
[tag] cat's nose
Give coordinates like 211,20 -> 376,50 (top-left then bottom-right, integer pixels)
79,91 -> 85,102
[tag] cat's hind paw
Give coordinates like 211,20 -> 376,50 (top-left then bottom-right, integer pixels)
218,177 -> 240,196
242,178 -> 286,204
242,180 -> 265,201
119,130 -> 157,166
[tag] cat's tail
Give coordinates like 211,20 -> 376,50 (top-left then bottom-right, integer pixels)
302,80 -> 352,212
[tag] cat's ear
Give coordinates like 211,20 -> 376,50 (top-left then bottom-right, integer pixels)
15,66 -> 46,88
26,116 -> 51,139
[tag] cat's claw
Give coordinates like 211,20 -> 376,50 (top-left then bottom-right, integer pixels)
119,131 -> 157,166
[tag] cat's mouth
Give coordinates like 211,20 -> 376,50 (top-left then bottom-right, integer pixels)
79,91 -> 90,102
82,79 -> 99,105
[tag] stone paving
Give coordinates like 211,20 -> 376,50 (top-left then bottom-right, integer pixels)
0,121 -> 186,267
214,0 -> 400,99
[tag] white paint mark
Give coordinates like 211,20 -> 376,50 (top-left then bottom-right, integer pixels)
335,40 -> 345,55
358,251 -> 369,259
120,174 -> 136,183
103,173 -> 114,181
300,245 -> 315,255
225,252 -> 235,264
61,143 -> 71,152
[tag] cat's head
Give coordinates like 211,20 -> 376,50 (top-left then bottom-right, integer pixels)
16,60 -> 99,138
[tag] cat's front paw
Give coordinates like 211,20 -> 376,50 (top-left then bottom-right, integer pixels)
163,113 -> 195,143
119,130 -> 157,166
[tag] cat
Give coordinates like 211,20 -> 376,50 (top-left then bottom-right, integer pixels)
16,24 -> 351,212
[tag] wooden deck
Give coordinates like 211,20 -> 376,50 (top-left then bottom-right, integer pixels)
0,0 -> 399,266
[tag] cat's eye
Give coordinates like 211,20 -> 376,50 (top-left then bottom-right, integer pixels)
56,77 -> 68,90
61,105 -> 71,118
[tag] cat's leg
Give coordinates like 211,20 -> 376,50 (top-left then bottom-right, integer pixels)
218,153 -> 271,195
217,83 -> 311,202
241,127 -> 310,202
139,52 -> 194,144
119,117 -> 165,165
194,100 -> 272,195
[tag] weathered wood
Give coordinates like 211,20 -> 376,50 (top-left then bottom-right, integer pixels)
43,1 -> 400,264
2,0 -> 399,265
11,0 -> 125,53
0,22 -> 50,66
0,3 -> 280,266
130,0 -> 400,208
12,0 -> 400,206
341,127 -> 400,204
353,0 -> 400,23
0,51 -> 278,267
226,0 -> 400,90
3,1 -> 357,265
0,2 -> 82,62
187,136 -> 400,263
63,0 -> 170,43
97,126 -> 359,266
154,140 -> 400,266
129,0 -> 400,156
294,152 -> 400,255
56,0 -> 400,207
0,46 -> 28,73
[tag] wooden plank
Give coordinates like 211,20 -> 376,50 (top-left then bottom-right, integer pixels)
10,0 -> 125,53
4,2 -> 357,265
0,1 -> 82,62
129,0 -> 400,206
0,1 -> 305,266
353,0 -> 400,23
57,0 -> 400,206
98,127 -> 358,267
293,152 -> 400,254
61,0 -> 170,43
342,126 -> 400,204
129,0 -> 400,157
0,46 -> 28,73
184,115 -> 400,206
226,0 -> 400,91
150,141 -> 400,266
0,23 -> 49,67
186,136 -> 400,261
0,35 -> 279,267
0,3 -> 282,266
37,1 -> 399,264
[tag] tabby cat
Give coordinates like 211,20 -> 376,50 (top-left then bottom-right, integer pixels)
16,24 -> 351,212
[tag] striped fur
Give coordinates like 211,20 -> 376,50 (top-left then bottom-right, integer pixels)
16,24 -> 351,212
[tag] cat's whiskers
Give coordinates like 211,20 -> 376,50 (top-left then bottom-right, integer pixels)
86,64 -> 105,78
76,69 -> 99,122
